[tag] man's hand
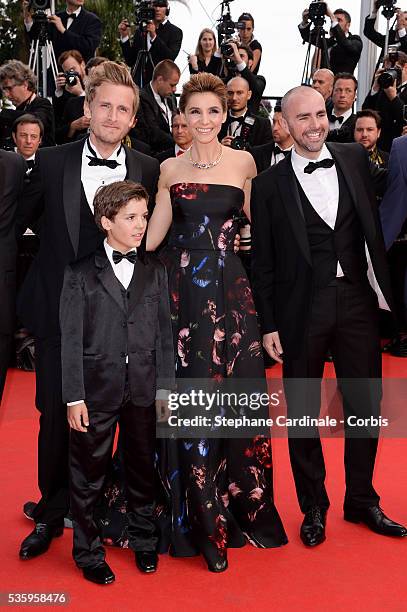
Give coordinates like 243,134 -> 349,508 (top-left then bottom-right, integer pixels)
221,135 -> 234,147
263,332 -> 284,364
146,21 -> 157,39
67,402 -> 89,432
48,14 -> 66,34
55,73 -> 67,92
302,8 -> 310,25
384,81 -> 398,101
118,19 -> 131,37
156,399 -> 170,423
68,115 -> 90,137
372,68 -> 384,93
402,124 -> 407,136
229,42 -> 242,65
65,80 -> 84,97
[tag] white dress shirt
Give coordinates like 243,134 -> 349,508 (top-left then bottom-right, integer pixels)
81,139 -> 127,211
150,82 -> 171,125
329,107 -> 353,131
291,145 -> 343,277
271,144 -> 294,166
104,239 -> 135,291
25,6 -> 81,32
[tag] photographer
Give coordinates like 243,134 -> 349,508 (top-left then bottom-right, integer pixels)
53,50 -> 86,141
219,42 -> 266,114
0,60 -> 55,148
219,76 -> 272,149
237,12 -> 262,74
364,2 -> 407,62
23,0 -> 102,64
354,109 -> 389,169
363,51 -> 407,151
119,0 -> 183,85
299,5 -> 362,74
326,72 -> 357,143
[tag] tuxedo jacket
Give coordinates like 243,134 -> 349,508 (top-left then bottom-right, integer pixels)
364,16 -> 407,61
16,139 -> 159,338
28,8 -> 102,63
363,86 -> 407,152
326,113 -> 356,144
121,21 -> 183,83
380,135 -> 407,249
60,247 -> 174,407
219,113 -> 273,148
0,150 -> 26,334
251,143 -> 393,358
135,84 -> 176,154
56,95 -> 85,144
299,23 -> 362,74
3,96 -> 55,148
250,140 -> 292,174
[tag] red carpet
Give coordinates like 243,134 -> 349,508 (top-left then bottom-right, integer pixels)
1,361 -> 407,612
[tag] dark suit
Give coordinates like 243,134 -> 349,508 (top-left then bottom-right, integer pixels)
121,21 -> 183,85
60,247 -> 174,566
0,151 -> 26,402
134,84 -> 176,154
363,85 -> 407,152
380,135 -> 407,249
251,143 -> 392,514
28,8 -> 101,63
55,95 -> 85,144
299,24 -> 362,74
327,112 -> 356,143
219,113 -> 273,148
250,140 -> 293,174
16,139 -> 160,527
364,15 -> 407,63
0,96 -> 55,148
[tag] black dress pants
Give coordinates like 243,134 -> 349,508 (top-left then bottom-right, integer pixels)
282,279 -> 382,514
0,333 -> 13,403
69,390 -> 157,569
31,335 -> 70,526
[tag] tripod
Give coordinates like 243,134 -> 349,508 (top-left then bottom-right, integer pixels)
131,31 -> 155,88
301,22 -> 330,85
28,14 -> 58,99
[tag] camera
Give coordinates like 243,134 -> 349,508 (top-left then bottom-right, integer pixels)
63,69 -> 80,87
28,0 -> 52,10
379,47 -> 403,88
375,0 -> 397,19
231,115 -> 255,150
308,1 -> 327,26
133,0 -> 155,31
220,39 -> 236,58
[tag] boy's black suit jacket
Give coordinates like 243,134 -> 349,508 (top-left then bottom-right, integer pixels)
60,248 -> 174,407
16,139 -> 159,337
251,142 -> 393,359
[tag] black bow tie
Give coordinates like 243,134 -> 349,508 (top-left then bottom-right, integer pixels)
26,159 -> 35,170
329,114 -> 344,125
87,156 -> 121,169
66,12 -> 77,19
304,158 -> 335,174
274,145 -> 290,157
112,250 -> 137,265
229,115 -> 244,125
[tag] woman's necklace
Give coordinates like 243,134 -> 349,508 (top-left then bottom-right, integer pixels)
189,144 -> 223,170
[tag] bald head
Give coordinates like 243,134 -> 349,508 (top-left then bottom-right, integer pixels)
227,76 -> 252,115
281,86 -> 328,159
312,69 -> 334,100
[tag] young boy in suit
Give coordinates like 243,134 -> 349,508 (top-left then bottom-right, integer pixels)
60,180 -> 174,585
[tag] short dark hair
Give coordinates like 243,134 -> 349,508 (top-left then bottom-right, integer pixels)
152,59 -> 180,81
237,43 -> 253,61
334,72 -> 358,90
238,12 -> 254,27
94,181 -> 149,232
355,109 -> 382,129
58,49 -> 85,68
12,113 -> 44,137
334,9 -> 351,23
383,50 -> 407,66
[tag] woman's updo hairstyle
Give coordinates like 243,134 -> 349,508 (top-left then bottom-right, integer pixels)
179,73 -> 228,114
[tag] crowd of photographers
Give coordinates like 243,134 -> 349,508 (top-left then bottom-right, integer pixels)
0,0 -> 406,360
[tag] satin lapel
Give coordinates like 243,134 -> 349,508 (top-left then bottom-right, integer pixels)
277,156 -> 312,266
125,147 -> 142,183
327,143 -> 377,241
128,259 -> 147,316
63,140 -> 86,257
95,250 -> 126,314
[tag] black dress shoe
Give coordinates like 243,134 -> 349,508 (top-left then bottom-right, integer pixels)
82,562 -> 115,585
207,559 -> 228,573
344,505 -> 407,537
135,551 -> 158,573
23,501 -> 36,520
300,507 -> 327,547
19,523 -> 64,559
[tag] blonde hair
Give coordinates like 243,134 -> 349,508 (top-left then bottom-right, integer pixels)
85,61 -> 139,115
179,73 -> 227,114
195,28 -> 217,62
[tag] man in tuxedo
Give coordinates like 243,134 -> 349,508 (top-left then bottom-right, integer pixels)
23,0 -> 102,64
250,102 -> 293,173
156,109 -> 193,163
0,60 -> 55,147
134,60 -> 179,155
299,6 -> 362,75
12,114 -> 43,174
327,72 -> 356,143
251,85 -> 407,548
0,150 -> 26,403
220,76 -> 272,149
119,0 -> 183,87
16,61 -> 160,560
364,4 -> 407,63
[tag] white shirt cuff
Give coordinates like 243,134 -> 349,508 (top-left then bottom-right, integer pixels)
67,400 -> 84,406
236,61 -> 247,72
155,389 -> 170,401
331,20 -> 339,28
398,27 -> 406,38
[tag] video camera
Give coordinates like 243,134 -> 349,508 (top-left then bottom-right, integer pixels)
28,0 -> 55,14
308,1 -> 327,27
217,0 -> 245,60
231,115 -> 255,150
375,0 -> 398,20
379,47 -> 403,88
133,0 -> 155,31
